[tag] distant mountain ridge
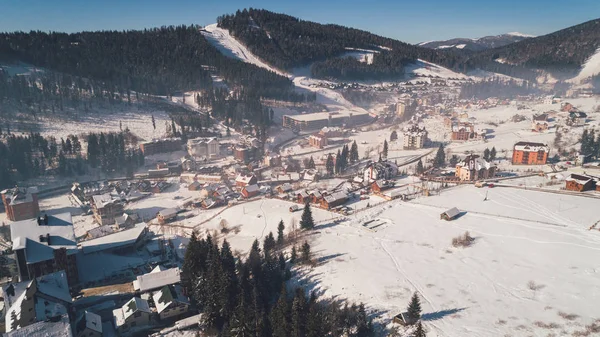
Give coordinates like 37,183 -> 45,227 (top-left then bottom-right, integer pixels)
419,33 -> 535,52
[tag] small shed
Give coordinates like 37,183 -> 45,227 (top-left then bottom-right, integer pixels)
440,207 -> 460,221
393,312 -> 417,326
158,208 -> 178,224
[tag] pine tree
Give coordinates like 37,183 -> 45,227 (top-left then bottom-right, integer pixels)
414,320 -> 426,337
291,290 -> 307,337
406,292 -> 422,323
416,159 -> 424,175
277,220 -> 285,244
300,241 -> 311,264
227,126 -> 231,137
390,130 -> 398,141
290,245 -> 297,264
350,140 -> 359,163
326,154 -> 335,176
263,232 -> 276,257
434,144 -> 445,168
271,286 -> 291,337
300,203 -> 315,230
449,155 -> 459,167
307,156 -> 316,169
383,140 -> 389,159
483,148 -> 490,161
151,115 -> 156,130
490,147 -> 497,160
335,149 -> 342,174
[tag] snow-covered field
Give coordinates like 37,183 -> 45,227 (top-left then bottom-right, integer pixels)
569,47 -> 600,84
200,185 -> 600,336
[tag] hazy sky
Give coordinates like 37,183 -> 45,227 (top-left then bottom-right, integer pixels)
1,0 -> 598,43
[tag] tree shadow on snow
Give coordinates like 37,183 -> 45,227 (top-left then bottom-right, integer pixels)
422,307 -> 466,321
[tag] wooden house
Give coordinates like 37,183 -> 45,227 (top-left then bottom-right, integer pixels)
440,207 -> 460,221
297,191 -> 310,204
371,180 -> 394,193
158,208 -> 178,224
188,181 -> 202,191
321,191 -> 348,209
565,174 -> 597,192
392,312 -> 417,326
241,184 -> 260,198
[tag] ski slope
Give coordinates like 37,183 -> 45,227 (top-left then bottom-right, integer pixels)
405,59 -> 469,79
569,47 -> 600,83
201,24 -> 288,76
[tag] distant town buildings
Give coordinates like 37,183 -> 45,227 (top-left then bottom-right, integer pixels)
319,126 -> 344,138
187,137 -> 219,159
531,114 -> 549,132
402,125 -> 428,149
283,111 -> 371,130
512,142 -> 549,165
455,155 -> 496,181
308,133 -> 328,148
1,187 -> 40,221
139,138 -> 182,156
567,111 -> 587,127
450,122 -> 485,141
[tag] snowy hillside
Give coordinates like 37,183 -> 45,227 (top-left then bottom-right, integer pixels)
419,33 -> 534,51
405,59 -> 468,79
201,24 -> 287,76
568,47 -> 600,83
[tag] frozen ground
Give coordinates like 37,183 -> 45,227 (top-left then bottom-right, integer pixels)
204,184 -> 600,336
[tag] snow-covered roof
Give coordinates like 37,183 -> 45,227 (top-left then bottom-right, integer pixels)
152,284 -> 189,314
133,267 -> 181,293
566,174 -> 595,185
235,174 -> 256,184
3,271 -> 71,333
284,110 -> 369,122
456,155 -> 493,171
92,193 -> 119,208
10,213 -> 77,263
244,184 -> 260,193
114,297 -> 150,328
324,191 -> 348,203
442,207 -> 461,218
1,187 -> 38,206
79,222 -> 147,255
159,208 -> 178,219
513,141 -> 549,152
4,314 -> 72,337
76,311 -> 102,335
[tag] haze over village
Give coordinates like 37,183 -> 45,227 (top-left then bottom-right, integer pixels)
0,4 -> 599,337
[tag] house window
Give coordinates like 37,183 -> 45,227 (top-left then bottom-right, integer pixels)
537,151 -> 545,161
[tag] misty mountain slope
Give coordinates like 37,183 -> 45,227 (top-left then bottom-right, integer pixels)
469,18 -> 600,79
419,32 -> 534,52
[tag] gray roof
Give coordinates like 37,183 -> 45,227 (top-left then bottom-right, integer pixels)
4,314 -> 72,337
79,223 -> 147,254
442,207 -> 461,218
10,213 -> 77,264
133,267 -> 181,293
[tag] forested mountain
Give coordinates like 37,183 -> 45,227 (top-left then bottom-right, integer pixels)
0,26 -> 296,99
217,9 -> 464,80
466,19 -> 600,78
419,33 -> 533,52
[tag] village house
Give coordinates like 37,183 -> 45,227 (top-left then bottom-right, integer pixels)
321,191 -> 349,209
396,102 -> 406,117
188,181 -> 202,191
531,114 -> 549,132
241,184 -> 260,198
91,193 -> 124,225
567,111 -> 587,127
112,297 -> 152,335
139,138 -> 182,156
309,190 -> 324,204
133,266 -> 181,293
158,208 -> 178,224
440,207 -> 461,221
297,190 -> 310,204
451,122 -> 484,141
264,154 -> 282,167
1,187 -> 40,221
233,145 -> 259,164
565,174 -> 597,192
10,213 -> 79,284
153,284 -> 191,320
276,183 -> 293,194
363,161 -> 399,182
4,314 -> 72,337
371,180 -> 394,193
187,137 -> 220,159
308,133 -> 328,148
561,102 -> 575,112
402,125 -> 428,149
512,142 -> 550,165
235,173 -> 257,187
74,311 -> 103,337
3,271 -> 72,333
455,155 -> 497,181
